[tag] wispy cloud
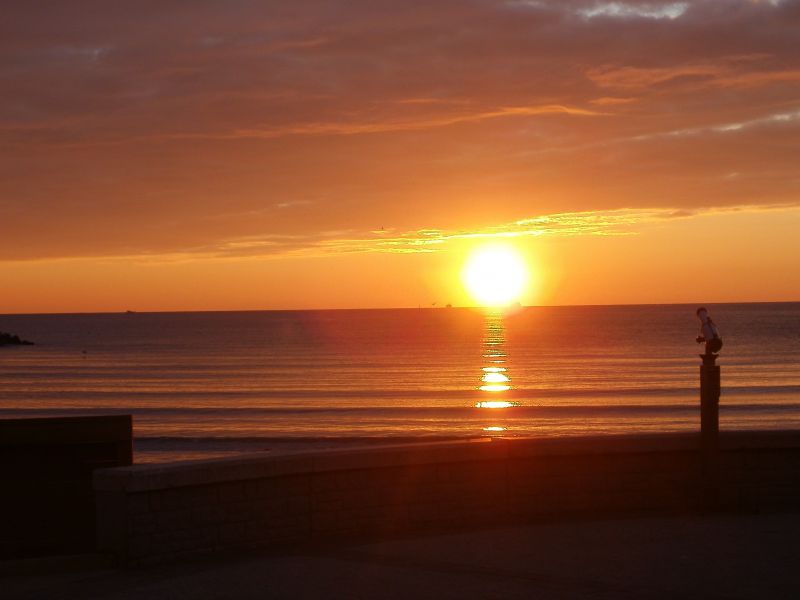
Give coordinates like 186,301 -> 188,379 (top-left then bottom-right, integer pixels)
5,202 -> 797,266
630,107 -> 800,142
1,104 -> 604,148
578,2 -> 689,20
168,104 -> 603,142
588,57 -> 800,91
205,204 -> 800,259
2,0 -> 799,266
589,96 -> 638,105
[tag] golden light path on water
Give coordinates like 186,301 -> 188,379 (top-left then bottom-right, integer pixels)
475,310 -> 516,432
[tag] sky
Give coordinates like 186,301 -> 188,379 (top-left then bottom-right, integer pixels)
2,0 -> 799,312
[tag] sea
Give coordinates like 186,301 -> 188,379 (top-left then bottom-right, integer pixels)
1,303 -> 799,462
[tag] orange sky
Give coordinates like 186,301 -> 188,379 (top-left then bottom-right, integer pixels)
2,1 -> 799,312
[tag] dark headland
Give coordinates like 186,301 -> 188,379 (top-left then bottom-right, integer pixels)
0,331 -> 34,346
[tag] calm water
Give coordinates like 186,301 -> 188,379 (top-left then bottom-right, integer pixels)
1,304 -> 799,461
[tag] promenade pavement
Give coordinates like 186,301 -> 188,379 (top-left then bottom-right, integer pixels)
5,512 -> 800,599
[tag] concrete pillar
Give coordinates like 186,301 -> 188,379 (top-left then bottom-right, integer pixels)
699,352 -> 721,510
700,353 -> 720,450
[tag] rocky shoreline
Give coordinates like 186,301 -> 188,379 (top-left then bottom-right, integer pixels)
0,331 -> 34,346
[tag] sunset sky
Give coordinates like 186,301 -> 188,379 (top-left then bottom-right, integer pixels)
2,0 -> 799,312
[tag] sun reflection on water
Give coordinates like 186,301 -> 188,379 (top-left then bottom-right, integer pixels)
475,311 -> 517,411
478,384 -> 512,393
482,372 -> 509,383
476,400 -> 515,408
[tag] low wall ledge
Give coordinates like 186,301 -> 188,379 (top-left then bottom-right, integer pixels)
93,431 -> 800,493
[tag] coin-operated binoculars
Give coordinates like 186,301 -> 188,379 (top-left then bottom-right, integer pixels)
695,307 -> 723,450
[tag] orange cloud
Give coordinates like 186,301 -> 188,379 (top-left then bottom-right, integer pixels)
191,203 -> 800,260
588,56 -> 800,91
2,0 -> 799,266
589,97 -> 638,105
165,104 -> 604,141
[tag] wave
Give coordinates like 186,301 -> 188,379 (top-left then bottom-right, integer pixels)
3,384 -> 800,401
3,402 -> 799,420
135,434 -> 470,444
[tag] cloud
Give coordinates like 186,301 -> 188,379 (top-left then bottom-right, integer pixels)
578,2 -> 689,20
5,201 -> 796,266
589,96 -> 638,105
200,203 -> 800,259
629,107 -> 800,140
160,104 -> 603,142
588,60 -> 800,91
1,0 -> 799,262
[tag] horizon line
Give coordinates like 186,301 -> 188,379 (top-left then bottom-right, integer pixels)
2,299 -> 799,317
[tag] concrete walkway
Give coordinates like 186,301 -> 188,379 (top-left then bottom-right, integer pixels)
5,513 -> 800,599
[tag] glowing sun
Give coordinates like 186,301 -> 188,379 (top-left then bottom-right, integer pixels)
462,244 -> 529,307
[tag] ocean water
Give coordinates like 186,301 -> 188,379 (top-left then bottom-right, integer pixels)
1,304 -> 799,462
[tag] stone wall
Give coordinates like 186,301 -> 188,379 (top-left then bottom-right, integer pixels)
1,415 -> 132,559
94,432 -> 800,566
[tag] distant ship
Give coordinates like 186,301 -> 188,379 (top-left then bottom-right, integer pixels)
125,310 -> 137,314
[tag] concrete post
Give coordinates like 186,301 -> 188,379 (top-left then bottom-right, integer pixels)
699,352 -> 721,510
700,352 -> 720,450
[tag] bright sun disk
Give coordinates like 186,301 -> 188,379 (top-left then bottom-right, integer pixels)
462,244 -> 529,307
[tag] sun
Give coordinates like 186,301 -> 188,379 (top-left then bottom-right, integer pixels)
462,244 -> 529,307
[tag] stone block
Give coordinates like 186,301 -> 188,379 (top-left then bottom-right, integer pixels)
128,535 -> 152,558
311,490 -> 345,512
311,472 -> 339,493
163,488 -> 192,510
251,484 -> 287,508
218,481 -> 246,504
221,501 -> 254,523
218,522 -> 249,546
148,491 -> 165,511
126,493 -> 151,515
95,490 -> 129,555
156,509 -> 191,531
262,522 -> 310,543
128,512 -> 156,529
243,480 -> 262,498
190,504 -> 217,524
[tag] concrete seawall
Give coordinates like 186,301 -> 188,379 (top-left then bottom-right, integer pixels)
1,415 -> 132,559
94,431 -> 800,566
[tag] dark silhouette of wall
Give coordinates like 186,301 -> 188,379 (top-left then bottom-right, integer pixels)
94,431 -> 800,566
1,415 -> 132,559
